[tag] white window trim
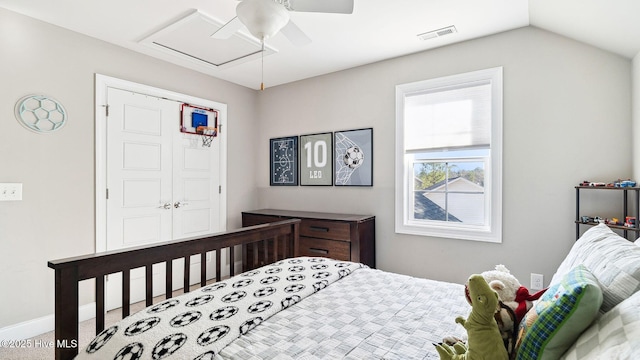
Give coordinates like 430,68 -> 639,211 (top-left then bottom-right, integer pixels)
395,67 -> 503,243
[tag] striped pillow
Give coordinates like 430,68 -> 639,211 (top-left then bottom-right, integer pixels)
550,224 -> 640,313
515,265 -> 602,360
561,288 -> 640,359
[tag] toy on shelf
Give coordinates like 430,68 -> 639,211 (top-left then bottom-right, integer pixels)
606,218 -> 621,226
579,180 -> 606,187
580,216 -> 593,224
581,216 -> 604,224
616,179 -> 637,187
579,179 -> 637,188
625,217 -> 636,228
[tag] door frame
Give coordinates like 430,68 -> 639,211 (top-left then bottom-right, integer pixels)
95,74 -> 227,253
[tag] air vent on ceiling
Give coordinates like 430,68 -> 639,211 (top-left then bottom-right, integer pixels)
417,25 -> 457,41
140,10 -> 277,70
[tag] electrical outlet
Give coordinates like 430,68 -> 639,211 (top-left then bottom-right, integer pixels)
531,273 -> 544,290
0,183 -> 22,201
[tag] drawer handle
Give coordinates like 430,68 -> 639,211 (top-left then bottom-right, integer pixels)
309,226 -> 330,232
308,248 -> 329,255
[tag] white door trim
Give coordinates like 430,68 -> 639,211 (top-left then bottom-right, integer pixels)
95,74 -> 227,253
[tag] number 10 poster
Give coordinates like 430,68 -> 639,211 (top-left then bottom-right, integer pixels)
299,132 -> 333,186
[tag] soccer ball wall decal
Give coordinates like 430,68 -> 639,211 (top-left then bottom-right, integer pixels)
15,95 -> 67,133
343,146 -> 365,169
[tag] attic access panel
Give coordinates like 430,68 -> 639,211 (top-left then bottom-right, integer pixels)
140,10 -> 277,69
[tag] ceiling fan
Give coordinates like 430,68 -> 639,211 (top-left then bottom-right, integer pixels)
212,0 -> 354,46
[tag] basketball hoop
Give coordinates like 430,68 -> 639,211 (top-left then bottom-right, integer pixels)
196,126 -> 217,147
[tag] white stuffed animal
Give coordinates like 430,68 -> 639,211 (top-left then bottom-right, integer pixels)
481,265 -> 521,312
480,265 -> 547,358
481,265 -> 546,322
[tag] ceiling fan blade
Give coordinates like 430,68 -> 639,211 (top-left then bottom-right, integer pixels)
288,0 -> 354,14
211,16 -> 243,39
280,20 -> 312,46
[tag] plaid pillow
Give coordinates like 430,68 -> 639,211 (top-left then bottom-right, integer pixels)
561,289 -> 640,359
515,265 -> 602,360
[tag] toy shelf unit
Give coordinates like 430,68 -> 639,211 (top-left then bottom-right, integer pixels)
575,185 -> 640,241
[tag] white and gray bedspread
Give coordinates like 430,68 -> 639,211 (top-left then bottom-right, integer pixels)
77,257 -> 470,360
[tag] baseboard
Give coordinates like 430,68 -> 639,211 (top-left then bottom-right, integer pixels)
0,303 -> 96,341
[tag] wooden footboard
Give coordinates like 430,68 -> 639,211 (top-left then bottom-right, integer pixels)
47,219 -> 300,360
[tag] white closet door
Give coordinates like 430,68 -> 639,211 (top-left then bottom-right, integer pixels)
104,87 -> 222,310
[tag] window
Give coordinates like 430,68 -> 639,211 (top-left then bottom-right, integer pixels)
395,67 -> 503,242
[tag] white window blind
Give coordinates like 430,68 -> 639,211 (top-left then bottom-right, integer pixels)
404,81 -> 491,152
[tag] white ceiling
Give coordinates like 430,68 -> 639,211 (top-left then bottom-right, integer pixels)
0,0 -> 639,90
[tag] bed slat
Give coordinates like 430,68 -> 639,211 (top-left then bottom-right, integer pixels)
273,237 -> 279,263
229,246 -> 235,277
183,256 -> 190,294
215,249 -> 221,282
200,253 -> 207,287
122,269 -> 130,317
145,264 -> 153,307
252,242 -> 259,269
95,276 -> 105,333
165,260 -> 172,299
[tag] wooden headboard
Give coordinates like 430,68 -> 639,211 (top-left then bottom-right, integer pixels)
47,219 -> 300,360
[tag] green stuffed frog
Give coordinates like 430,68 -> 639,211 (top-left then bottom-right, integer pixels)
436,274 -> 509,360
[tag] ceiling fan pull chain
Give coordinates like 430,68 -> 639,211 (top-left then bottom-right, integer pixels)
261,40 -> 265,91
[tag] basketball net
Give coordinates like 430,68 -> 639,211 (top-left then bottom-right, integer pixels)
196,126 -> 217,147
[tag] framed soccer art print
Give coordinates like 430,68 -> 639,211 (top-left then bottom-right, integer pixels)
334,128 -> 373,186
299,132 -> 333,186
270,136 -> 298,186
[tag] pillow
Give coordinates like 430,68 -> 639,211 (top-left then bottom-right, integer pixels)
550,224 -> 640,313
635,237 -> 640,246
561,289 -> 640,360
550,224 -> 614,284
515,265 -> 602,360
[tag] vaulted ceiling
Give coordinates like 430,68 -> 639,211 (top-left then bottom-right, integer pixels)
0,0 -> 638,90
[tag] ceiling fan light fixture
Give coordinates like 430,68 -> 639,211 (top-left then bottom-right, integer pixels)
237,0 -> 291,40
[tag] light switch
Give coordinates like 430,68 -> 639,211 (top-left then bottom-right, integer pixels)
0,183 -> 23,201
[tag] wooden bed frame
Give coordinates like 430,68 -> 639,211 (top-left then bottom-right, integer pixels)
47,219 -> 300,360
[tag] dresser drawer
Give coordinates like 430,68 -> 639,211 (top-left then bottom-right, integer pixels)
300,219 -> 351,241
298,237 -> 350,261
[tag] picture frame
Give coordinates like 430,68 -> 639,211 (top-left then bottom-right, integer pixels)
334,128 -> 373,186
270,136 -> 299,186
299,132 -> 333,186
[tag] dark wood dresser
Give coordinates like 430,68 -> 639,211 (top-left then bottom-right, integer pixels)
242,209 -> 375,268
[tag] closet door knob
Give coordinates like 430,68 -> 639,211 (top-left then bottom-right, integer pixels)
174,201 -> 189,208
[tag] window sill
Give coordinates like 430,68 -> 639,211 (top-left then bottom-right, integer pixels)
395,222 -> 501,243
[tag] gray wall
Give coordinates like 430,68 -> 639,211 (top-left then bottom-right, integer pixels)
0,8 -> 259,328
256,26 -> 632,285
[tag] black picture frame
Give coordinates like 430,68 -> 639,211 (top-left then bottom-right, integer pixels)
299,132 -> 333,186
270,136 -> 298,186
334,128 -> 373,186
